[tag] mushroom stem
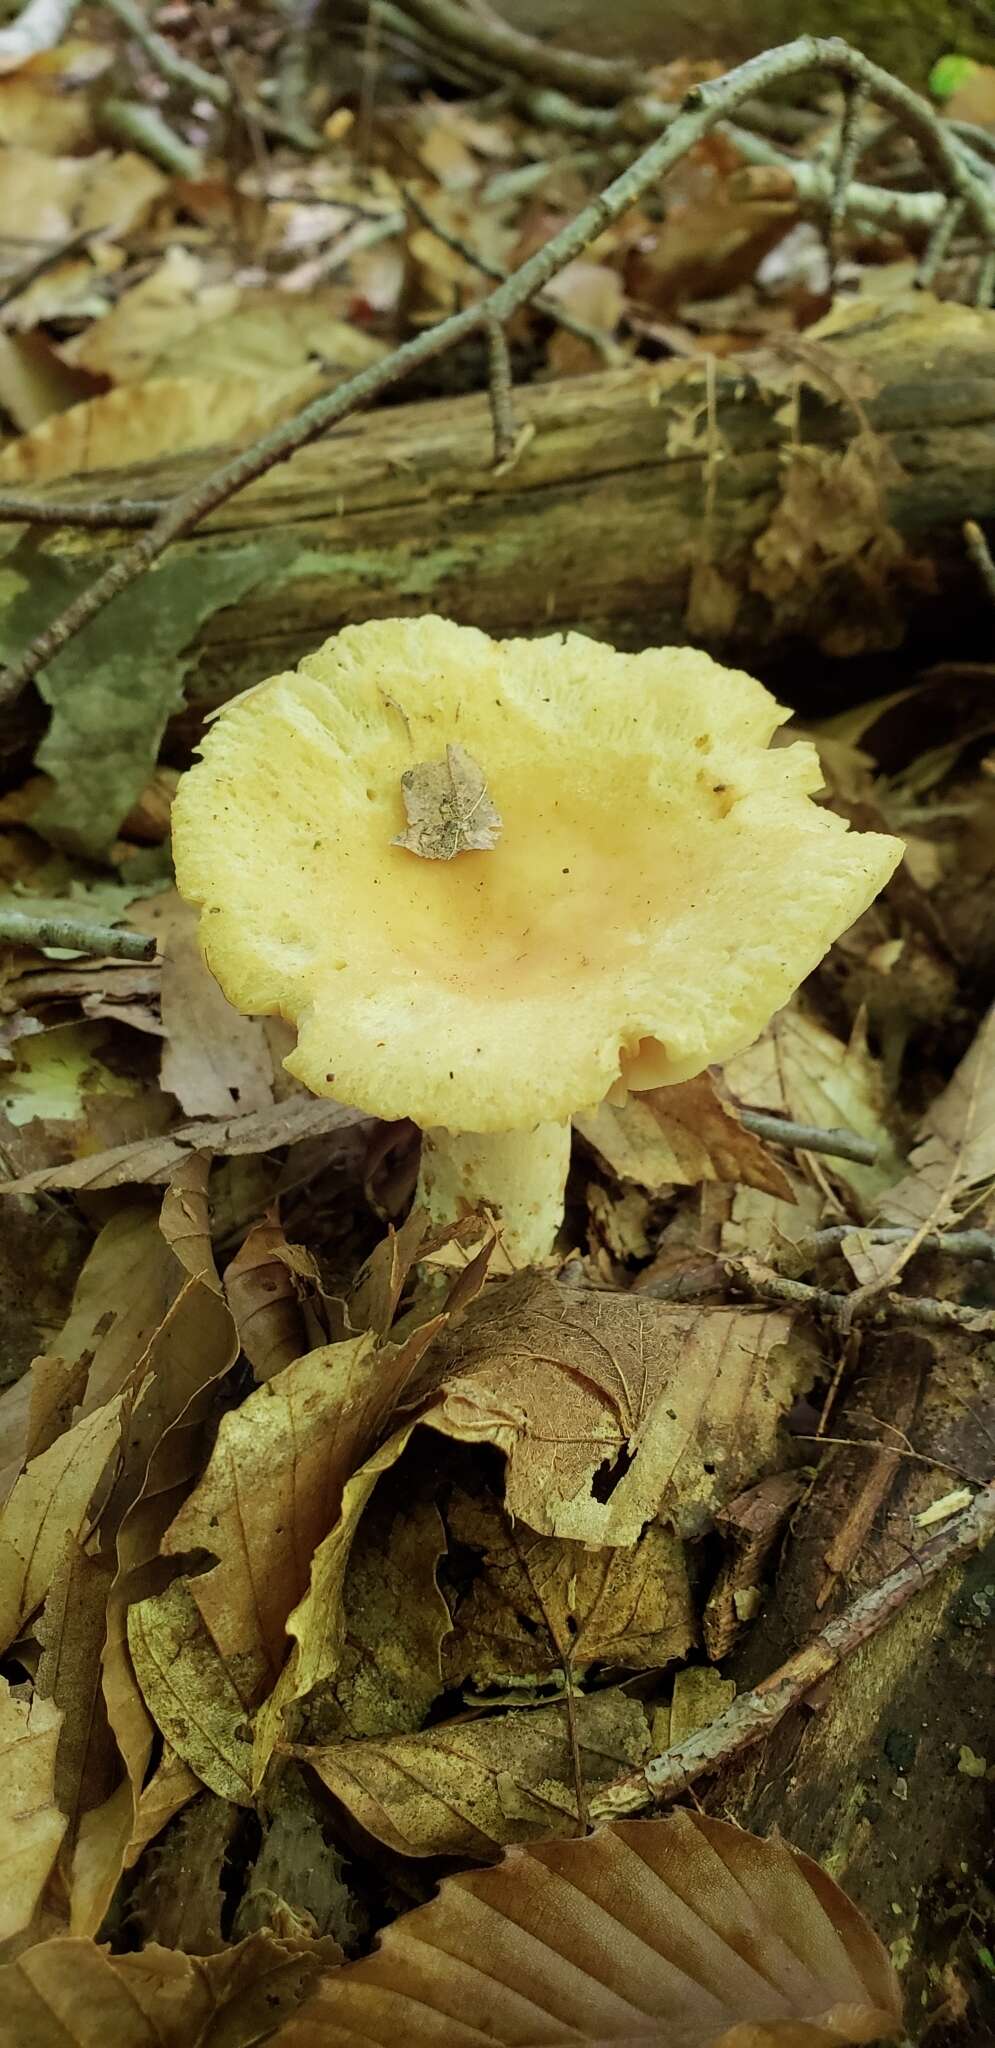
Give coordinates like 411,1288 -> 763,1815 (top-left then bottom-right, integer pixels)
416,1121 -> 571,1266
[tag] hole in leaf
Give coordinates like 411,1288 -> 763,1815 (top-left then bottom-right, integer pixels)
590,1441 -> 634,1503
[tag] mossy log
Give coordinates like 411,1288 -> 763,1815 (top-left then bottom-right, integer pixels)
3,293 -> 995,760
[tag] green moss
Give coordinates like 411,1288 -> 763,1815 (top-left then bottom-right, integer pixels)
757,0 -> 995,80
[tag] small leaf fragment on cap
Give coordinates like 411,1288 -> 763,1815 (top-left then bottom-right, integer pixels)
392,743 -> 502,860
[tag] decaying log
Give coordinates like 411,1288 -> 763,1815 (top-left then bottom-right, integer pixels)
1,293 -> 994,749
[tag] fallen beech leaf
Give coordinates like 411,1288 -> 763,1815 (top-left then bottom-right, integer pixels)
0,1929 -> 338,2047
444,1486 -> 696,1688
0,1391 -> 124,1652
160,1328 -> 438,1705
0,146 -> 164,247
576,1071 -> 794,1199
724,1005 -> 902,1210
393,743 -> 503,859
0,1094 -> 372,1194
127,1578 -> 254,1803
0,329 -> 96,432
0,1678 -> 65,1944
427,1272 -> 816,1545
278,1812 -> 902,2045
0,371 -> 315,483
304,1691 -> 652,1857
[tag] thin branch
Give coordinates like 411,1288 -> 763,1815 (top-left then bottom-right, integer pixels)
0,910 -> 155,961
829,80 -> 870,251
737,1110 -> 877,1166
782,1223 -> 995,1268
964,518 -> 995,606
3,34 -> 991,709
404,184 -> 620,357
724,1255 -> 995,1334
917,194 -> 968,287
0,0 -> 78,65
589,1483 -> 995,1821
484,315 -> 518,465
0,493 -> 164,528
99,97 -> 203,177
102,0 -> 228,106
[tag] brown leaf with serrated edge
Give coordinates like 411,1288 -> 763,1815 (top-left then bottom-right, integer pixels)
443,1486 -> 696,1689
0,1929 -> 339,2047
426,1272 -> 817,1546
0,1095 -> 371,1194
304,1691 -> 652,1858
392,744 -> 502,860
576,1070 -> 794,1200
0,1677 -> 65,1945
278,1813 -> 902,2046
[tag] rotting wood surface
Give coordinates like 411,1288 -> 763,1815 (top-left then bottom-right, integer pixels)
2,293 -> 995,750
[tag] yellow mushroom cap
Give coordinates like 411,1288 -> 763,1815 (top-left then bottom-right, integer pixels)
172,616 -> 902,1133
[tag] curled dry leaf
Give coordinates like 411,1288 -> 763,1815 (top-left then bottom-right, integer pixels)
0,1928 -> 339,2048
277,1812 -> 902,2047
127,1580 -> 254,1805
223,1218 -> 318,1382
0,1677 -> 65,1946
576,1070 -> 794,1199
0,1094 -> 372,1194
0,1390 -> 124,1653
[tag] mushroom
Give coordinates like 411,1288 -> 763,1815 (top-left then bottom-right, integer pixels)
172,616 -> 902,1265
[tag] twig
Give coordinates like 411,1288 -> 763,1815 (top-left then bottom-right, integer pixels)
102,0 -> 228,106
829,80 -> 869,257
977,247 -> 995,309
0,493 -> 164,528
3,35 -> 990,709
588,1483 -> 995,1821
917,194 -> 968,287
737,1110 -> 877,1165
724,1255 -> 995,1333
964,518 -> 995,606
404,184 -> 620,357
782,1223 -> 995,1268
99,97 -> 203,177
399,0 -> 637,100
485,315 -> 517,465
0,910 -> 155,961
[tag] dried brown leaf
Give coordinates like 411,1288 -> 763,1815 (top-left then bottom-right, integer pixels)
444,1486 -> 696,1688
135,892 -> 275,1119
0,372 -> 315,484
160,1331 -> 423,1705
223,1218 -> 316,1382
279,1813 -> 902,2046
724,1006 -> 901,1212
0,1677 -> 65,1946
577,1071 -> 794,1199
0,1928 -> 337,2048
35,1538 -> 117,1865
876,1003 -> 995,1232
127,1578 -> 254,1803
0,1094 -> 371,1193
392,744 -> 502,860
305,1691 -> 652,1858
427,1272 -> 815,1544
0,1391 -> 123,1652
300,1483 -> 448,1744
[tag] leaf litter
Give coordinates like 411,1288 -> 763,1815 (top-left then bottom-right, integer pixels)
0,4 -> 993,2042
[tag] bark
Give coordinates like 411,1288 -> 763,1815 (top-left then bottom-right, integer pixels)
2,294 -> 994,753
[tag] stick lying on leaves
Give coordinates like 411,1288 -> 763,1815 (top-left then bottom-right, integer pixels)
0,910 -> 155,961
3,33 -> 994,713
590,1481 -> 995,1821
